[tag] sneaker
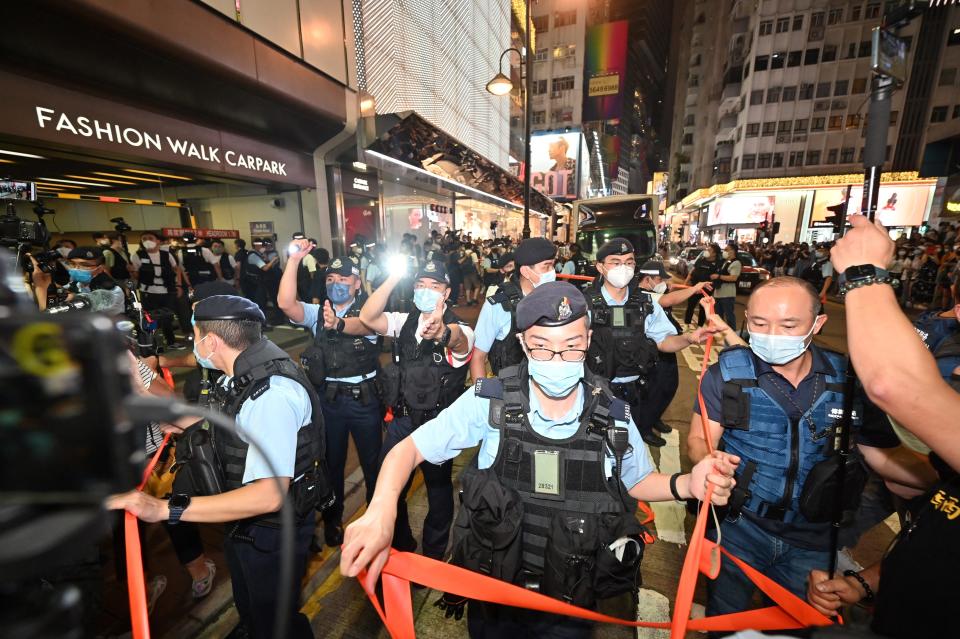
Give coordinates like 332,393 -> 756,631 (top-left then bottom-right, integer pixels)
146,574 -> 167,615
191,559 -> 217,599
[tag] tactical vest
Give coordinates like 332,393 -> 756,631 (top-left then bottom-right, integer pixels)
935,333 -> 960,387
586,285 -> 659,380
486,280 -> 525,375
136,248 -> 177,290
218,252 -> 235,280
241,251 -> 265,283
397,308 -> 469,422
299,303 -> 379,385
801,259 -> 829,292
717,346 -> 861,524
214,338 -> 332,525
914,311 -> 960,353
182,246 -> 215,285
573,254 -> 588,275
104,247 -> 130,280
451,363 -> 645,609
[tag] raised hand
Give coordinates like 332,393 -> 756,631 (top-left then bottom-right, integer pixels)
289,238 -> 314,262
322,300 -> 338,330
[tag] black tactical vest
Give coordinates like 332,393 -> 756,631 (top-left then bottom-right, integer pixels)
104,247 -> 130,280
300,304 -> 380,385
214,338 -> 332,524
218,252 -> 235,280
182,246 -> 215,285
486,280 -> 525,374
136,248 -> 177,290
573,254 -> 588,275
451,363 -> 645,608
586,285 -> 659,380
801,259 -> 829,292
397,308 -> 469,423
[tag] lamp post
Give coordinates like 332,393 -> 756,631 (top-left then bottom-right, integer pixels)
487,10 -> 533,239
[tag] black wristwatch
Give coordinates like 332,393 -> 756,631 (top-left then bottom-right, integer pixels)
335,318 -> 346,333
837,264 -> 890,295
437,326 -> 452,348
168,493 -> 191,525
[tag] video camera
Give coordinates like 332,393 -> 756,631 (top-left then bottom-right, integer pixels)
1,201 -> 49,249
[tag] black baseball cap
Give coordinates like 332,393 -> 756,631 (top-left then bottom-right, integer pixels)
67,246 -> 104,261
194,295 -> 266,323
596,238 -> 634,262
516,281 -> 588,331
416,259 -> 450,284
514,237 -> 556,267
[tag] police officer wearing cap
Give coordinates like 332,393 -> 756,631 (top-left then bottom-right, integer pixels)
109,295 -> 330,639
341,281 -> 739,638
587,239 -> 716,447
31,245 -> 126,313
359,258 -> 474,560
471,237 -> 557,381
279,239 -> 382,549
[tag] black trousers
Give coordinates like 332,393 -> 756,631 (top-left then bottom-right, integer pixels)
467,602 -> 593,639
634,352 -> 679,431
610,379 -> 654,437
224,518 -> 315,639
380,414 -> 454,560
684,292 -> 706,326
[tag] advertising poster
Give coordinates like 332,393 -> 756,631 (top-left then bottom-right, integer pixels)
809,184 -> 932,227
707,195 -> 776,226
530,131 -> 583,200
583,21 -> 628,122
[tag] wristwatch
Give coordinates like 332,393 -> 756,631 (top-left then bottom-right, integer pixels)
837,264 -> 890,296
335,318 -> 346,333
437,326 -> 452,348
168,493 -> 191,525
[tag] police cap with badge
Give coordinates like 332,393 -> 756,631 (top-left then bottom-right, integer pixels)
637,260 -> 668,279
193,294 -> 266,324
325,256 -> 360,278
416,259 -> 450,284
513,237 -> 556,268
595,238 -> 634,262
515,280 -> 588,331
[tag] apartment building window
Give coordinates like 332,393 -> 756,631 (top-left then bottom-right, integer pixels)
742,155 -> 757,170
829,115 -> 843,130
811,11 -> 825,27
534,48 -> 548,62
532,110 -> 546,125
746,123 -> 760,137
931,106 -> 949,123
858,146 -> 865,162
822,44 -> 837,62
939,67 -> 957,86
767,86 -> 781,102
805,48 -> 820,65
689,74 -> 699,88
852,77 -> 868,93
800,83 -> 814,99
827,148 -> 838,164
859,41 -> 872,57
551,76 -> 575,92
788,50 -> 802,67
816,82 -> 831,98
684,114 -> 695,126
750,90 -> 764,105
865,3 -> 881,19
806,150 -> 821,165
759,20 -> 773,36
783,86 -> 797,101
789,151 -> 805,167
776,17 -> 790,33
794,119 -> 808,133
846,43 -> 857,59
755,55 -> 769,71
762,122 -> 776,136
811,116 -> 825,131
851,5 -> 862,21
953,105 -> 960,119
889,110 -> 899,125
772,152 -> 784,168
682,133 -> 694,145
736,126 -> 743,141
778,120 -> 792,133
793,15 -> 804,31
828,8 -> 843,24
532,79 -> 548,94
771,52 -> 785,69
758,153 -> 772,168
834,79 -> 849,96
532,15 -> 548,32
553,44 -> 576,59
840,147 -> 855,163
847,113 -> 862,129
554,10 -> 576,27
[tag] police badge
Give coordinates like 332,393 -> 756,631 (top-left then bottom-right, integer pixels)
557,296 -> 571,321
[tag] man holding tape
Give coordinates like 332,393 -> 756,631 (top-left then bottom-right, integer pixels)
342,281 -> 739,638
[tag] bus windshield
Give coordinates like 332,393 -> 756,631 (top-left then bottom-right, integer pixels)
576,227 -> 657,260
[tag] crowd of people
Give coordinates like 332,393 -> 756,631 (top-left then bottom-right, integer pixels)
21,217 -> 960,639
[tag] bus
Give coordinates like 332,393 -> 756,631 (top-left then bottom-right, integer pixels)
571,194 -> 659,274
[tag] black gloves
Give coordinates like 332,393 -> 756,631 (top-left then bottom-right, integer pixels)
433,592 -> 467,621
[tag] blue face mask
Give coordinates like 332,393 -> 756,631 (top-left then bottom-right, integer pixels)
326,282 -> 353,305
527,358 -> 583,398
414,287 -> 444,313
68,268 -> 94,284
748,323 -> 817,366
193,335 -> 217,370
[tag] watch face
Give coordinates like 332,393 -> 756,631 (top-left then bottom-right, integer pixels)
169,493 -> 191,509
846,264 -> 876,280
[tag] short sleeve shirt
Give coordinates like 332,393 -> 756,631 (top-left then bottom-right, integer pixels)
294,300 -> 378,383
377,311 -> 475,368
474,297 -> 514,353
598,284 -> 677,383
130,250 -> 179,294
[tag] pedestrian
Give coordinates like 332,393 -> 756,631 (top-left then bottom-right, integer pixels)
713,244 -> 742,330
130,231 -> 185,347
683,243 -> 720,327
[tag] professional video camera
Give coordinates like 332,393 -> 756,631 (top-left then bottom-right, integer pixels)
1,202 -> 50,248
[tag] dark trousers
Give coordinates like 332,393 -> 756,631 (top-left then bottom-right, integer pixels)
141,291 -> 177,343
224,519 -> 315,639
715,296 -> 737,332
610,380 -> 653,437
318,387 -> 383,526
684,292 -> 706,326
634,352 -> 679,431
380,414 -> 454,560
164,521 -> 204,566
467,602 -> 592,639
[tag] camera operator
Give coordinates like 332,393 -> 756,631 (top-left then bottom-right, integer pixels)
93,231 -> 133,281
130,231 -> 186,348
30,246 -> 124,313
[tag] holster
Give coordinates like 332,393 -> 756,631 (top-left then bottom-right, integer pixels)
172,421 -> 226,497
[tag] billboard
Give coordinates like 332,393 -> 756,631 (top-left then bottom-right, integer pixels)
583,21 -> 628,122
809,184 -> 932,227
707,195 -> 776,226
530,131 -> 584,200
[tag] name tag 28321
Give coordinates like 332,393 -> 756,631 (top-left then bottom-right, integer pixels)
534,449 -> 560,496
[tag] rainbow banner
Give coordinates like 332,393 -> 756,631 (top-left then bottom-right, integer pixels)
583,21 -> 628,122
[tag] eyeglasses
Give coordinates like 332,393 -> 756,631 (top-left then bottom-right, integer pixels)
526,347 -> 587,362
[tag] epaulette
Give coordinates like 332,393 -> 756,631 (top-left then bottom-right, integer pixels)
249,377 -> 271,400
608,397 -> 631,423
473,377 -> 504,399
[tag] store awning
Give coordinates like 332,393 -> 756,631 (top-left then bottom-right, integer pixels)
363,112 -> 555,216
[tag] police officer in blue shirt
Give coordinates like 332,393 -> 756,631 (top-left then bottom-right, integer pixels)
470,237 -> 557,381
586,238 -> 716,447
110,294 -> 327,639
341,282 -> 739,638
279,239 -> 382,548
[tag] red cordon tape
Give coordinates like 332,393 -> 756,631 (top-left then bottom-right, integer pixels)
358,290 -> 836,638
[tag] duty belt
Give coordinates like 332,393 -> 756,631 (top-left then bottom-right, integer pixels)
322,378 -> 377,405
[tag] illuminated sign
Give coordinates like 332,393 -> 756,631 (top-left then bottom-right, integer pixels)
707,195 -> 775,226
529,131 -> 583,200
162,228 -> 239,239
588,73 -> 620,97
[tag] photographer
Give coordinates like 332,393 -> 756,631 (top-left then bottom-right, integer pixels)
130,232 -> 185,348
30,246 -> 124,313
93,231 -> 133,281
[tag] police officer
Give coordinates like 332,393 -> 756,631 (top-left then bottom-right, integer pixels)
341,282 -> 739,638
178,232 -> 223,289
686,276 -> 932,617
110,295 -> 327,639
279,239 -> 382,548
471,237 -> 556,381
94,232 -> 133,280
800,243 -> 834,301
242,239 -> 278,316
587,239 -> 715,447
358,259 -> 474,560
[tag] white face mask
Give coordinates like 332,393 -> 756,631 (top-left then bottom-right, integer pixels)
141,240 -> 157,250
653,281 -> 668,294
605,265 -> 634,289
531,269 -> 556,288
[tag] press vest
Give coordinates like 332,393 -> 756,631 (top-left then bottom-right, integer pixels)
717,346 -> 861,524
182,246 -> 215,285
586,284 -> 659,380
136,248 -> 177,290
104,247 -> 130,280
300,304 -> 380,385
486,280 -> 526,375
452,363 -> 645,608
213,338 -> 331,525
397,308 -> 469,423
218,253 -> 235,280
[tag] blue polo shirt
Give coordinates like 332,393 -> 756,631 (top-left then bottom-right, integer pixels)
294,300 -> 377,384
474,294 -> 515,353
